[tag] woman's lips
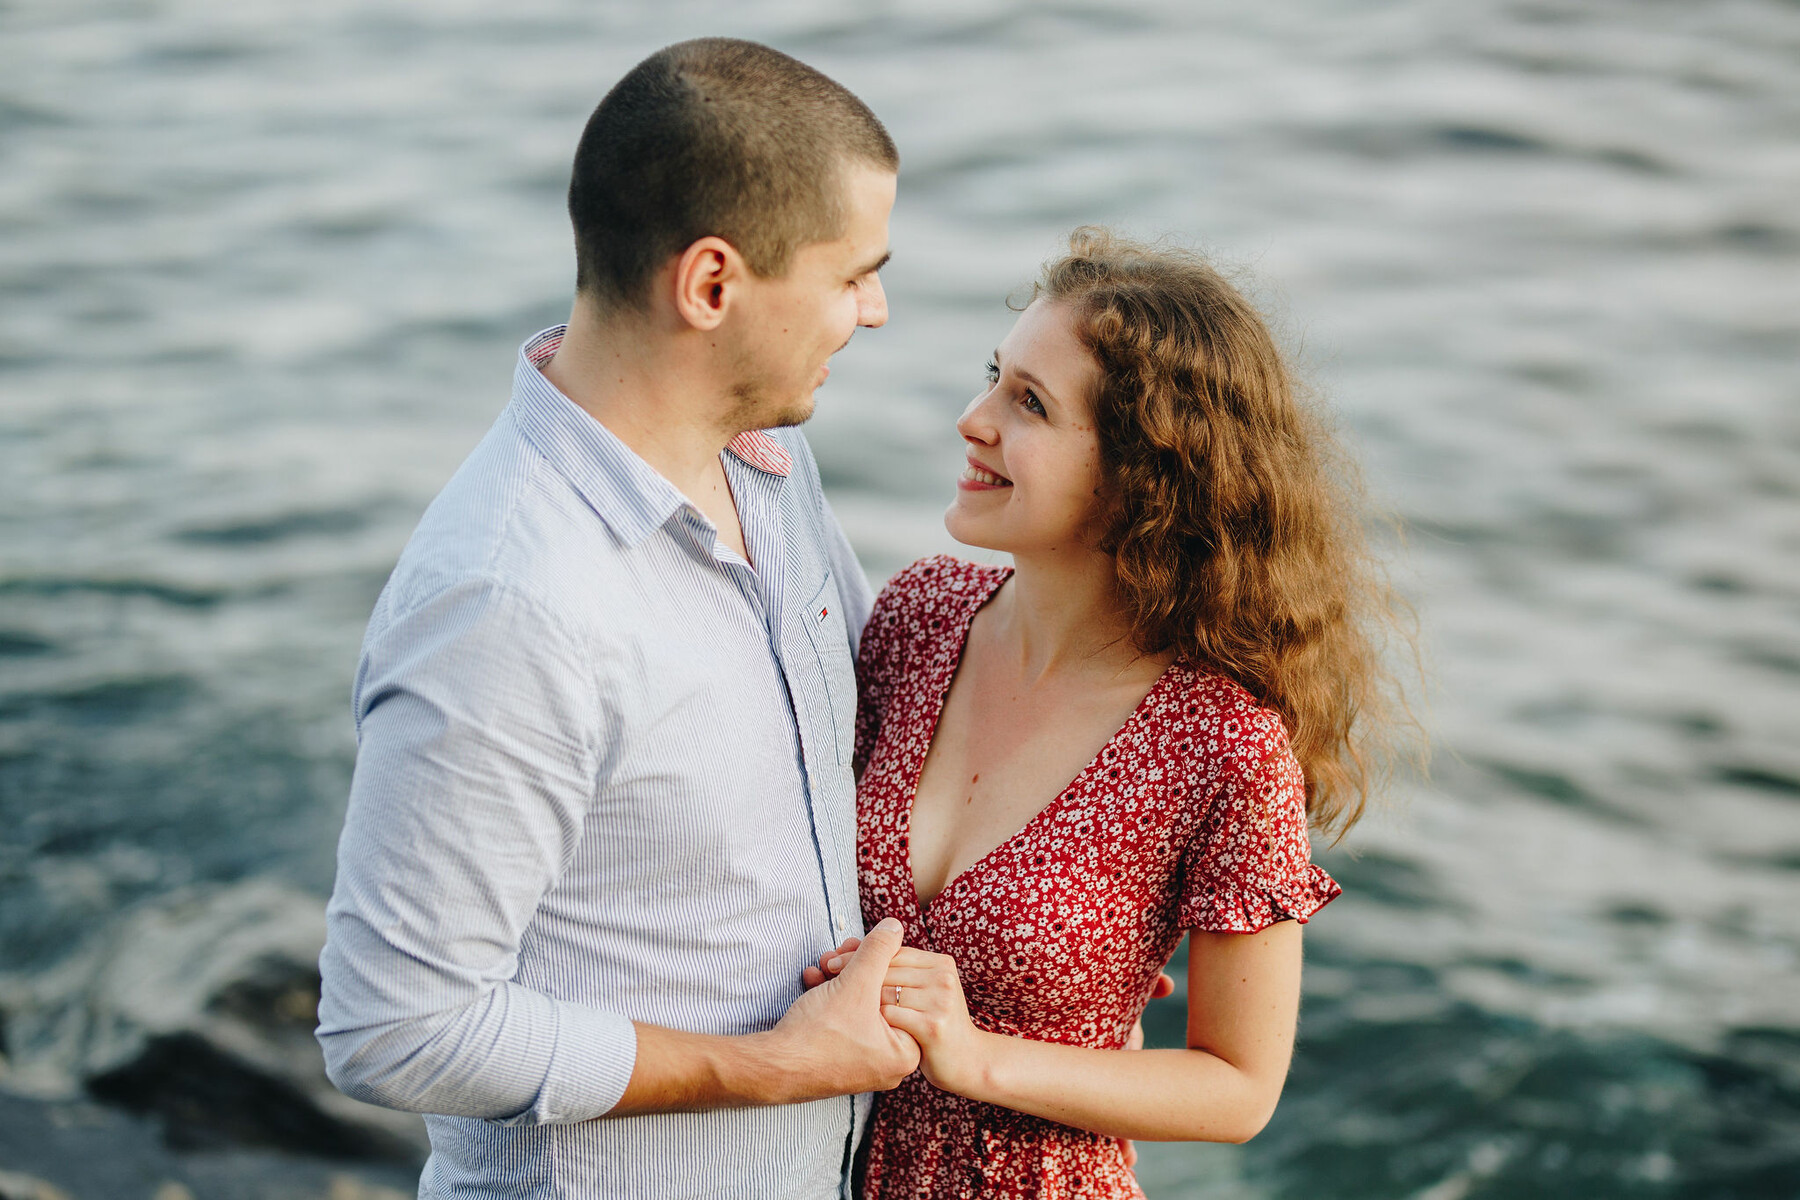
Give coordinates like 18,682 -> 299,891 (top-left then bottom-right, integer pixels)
958,461 -> 1012,490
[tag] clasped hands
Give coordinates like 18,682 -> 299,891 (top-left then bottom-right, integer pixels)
800,924 -> 1173,1167
802,923 -> 985,1094
801,927 -> 1174,1092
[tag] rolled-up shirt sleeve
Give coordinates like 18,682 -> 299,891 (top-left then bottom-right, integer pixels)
317,575 -> 637,1125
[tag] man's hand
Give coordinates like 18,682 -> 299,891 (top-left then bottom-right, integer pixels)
763,918 -> 919,1102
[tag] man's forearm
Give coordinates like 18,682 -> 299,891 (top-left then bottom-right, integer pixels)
608,1024 -> 807,1116
609,922 -> 921,1117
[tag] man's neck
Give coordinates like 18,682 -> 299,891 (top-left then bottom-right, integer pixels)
539,299 -> 736,503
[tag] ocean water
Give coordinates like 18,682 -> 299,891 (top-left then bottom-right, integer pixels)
2,0 -> 1797,1195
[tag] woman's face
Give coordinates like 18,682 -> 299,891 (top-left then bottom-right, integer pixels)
946,299 -> 1107,556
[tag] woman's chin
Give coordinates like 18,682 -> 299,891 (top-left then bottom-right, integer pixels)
943,504 -> 1008,553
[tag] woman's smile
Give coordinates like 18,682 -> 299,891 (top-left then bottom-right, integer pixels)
958,457 -> 1012,490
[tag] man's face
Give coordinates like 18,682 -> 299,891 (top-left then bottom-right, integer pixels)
725,164 -> 895,428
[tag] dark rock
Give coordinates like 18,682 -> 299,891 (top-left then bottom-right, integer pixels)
89,1031 -> 407,1159
0,1088 -> 420,1200
0,881 -> 425,1163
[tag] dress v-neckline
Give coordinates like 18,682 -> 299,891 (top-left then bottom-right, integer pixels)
900,566 -> 1181,919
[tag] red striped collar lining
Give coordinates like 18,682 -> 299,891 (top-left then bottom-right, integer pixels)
724,429 -> 793,477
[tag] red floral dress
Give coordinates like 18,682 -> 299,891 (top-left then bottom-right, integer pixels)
854,556 -> 1341,1199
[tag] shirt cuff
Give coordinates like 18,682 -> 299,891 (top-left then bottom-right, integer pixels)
506,1002 -> 638,1125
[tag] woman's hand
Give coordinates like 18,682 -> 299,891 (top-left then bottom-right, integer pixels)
801,936 -> 862,989
878,947 -> 988,1094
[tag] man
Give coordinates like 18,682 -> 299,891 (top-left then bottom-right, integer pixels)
317,39 -> 915,1198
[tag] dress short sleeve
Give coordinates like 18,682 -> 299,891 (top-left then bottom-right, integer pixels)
1178,713 -> 1342,933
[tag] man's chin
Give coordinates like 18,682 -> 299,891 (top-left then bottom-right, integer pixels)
726,377 -> 816,431
762,394 -> 816,429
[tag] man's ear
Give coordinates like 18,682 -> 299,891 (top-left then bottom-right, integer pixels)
670,236 -> 743,332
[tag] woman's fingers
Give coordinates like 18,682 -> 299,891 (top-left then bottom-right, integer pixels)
803,935 -> 866,987
817,935 -> 863,975
878,966 -> 947,990
833,918 -> 907,998
885,946 -> 949,970
811,941 -> 957,1002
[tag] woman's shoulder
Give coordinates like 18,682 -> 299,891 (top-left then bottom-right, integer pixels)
872,554 -> 1009,624
1155,663 -> 1296,781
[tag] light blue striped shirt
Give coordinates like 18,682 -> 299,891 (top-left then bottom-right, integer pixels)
318,327 -> 874,1199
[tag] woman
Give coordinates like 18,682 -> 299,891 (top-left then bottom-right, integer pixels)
813,228 -> 1411,1198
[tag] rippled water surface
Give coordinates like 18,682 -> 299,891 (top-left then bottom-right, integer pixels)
3,1 -> 1798,1195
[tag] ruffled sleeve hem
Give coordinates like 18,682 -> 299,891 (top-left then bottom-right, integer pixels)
1179,863 -> 1342,933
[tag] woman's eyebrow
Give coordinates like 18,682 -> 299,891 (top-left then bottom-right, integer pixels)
996,351 -> 1063,410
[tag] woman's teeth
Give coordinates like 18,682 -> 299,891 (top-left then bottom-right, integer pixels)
961,465 -> 1011,486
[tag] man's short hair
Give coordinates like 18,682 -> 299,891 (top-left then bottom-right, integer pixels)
569,38 -> 898,309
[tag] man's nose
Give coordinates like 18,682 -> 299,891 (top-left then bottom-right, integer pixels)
857,274 -> 889,329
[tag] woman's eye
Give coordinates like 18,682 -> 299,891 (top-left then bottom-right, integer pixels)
984,359 -> 1000,384
1022,392 -> 1046,417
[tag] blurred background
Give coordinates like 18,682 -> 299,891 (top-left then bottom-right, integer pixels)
2,0 -> 1797,1197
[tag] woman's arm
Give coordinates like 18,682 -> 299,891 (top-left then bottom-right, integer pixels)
877,921 -> 1303,1144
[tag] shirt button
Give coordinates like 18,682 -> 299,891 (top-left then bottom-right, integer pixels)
836,917 -> 846,933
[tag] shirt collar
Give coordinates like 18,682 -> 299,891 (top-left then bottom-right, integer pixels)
507,326 -> 793,548
725,428 -> 792,477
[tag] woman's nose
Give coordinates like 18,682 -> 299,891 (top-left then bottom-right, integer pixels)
956,391 -> 999,445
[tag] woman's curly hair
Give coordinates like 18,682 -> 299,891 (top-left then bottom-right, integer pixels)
1036,227 -> 1419,838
